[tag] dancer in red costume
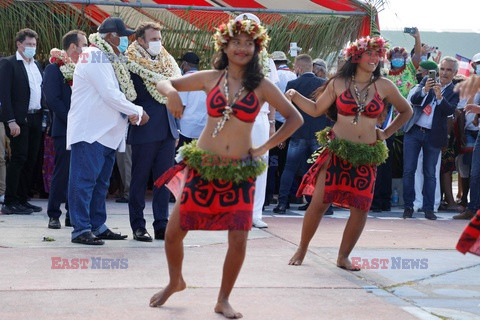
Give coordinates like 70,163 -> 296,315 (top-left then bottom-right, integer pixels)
286,36 -> 413,270
149,18 -> 303,318
454,75 -> 480,256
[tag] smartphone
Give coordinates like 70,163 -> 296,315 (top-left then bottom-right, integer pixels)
428,70 -> 436,81
403,27 -> 417,34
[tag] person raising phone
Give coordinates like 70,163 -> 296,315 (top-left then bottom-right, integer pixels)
402,56 -> 460,220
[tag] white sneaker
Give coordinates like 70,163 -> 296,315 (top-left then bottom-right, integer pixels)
252,219 -> 268,229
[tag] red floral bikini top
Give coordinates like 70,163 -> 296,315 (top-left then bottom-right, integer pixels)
206,73 -> 260,123
336,83 -> 384,118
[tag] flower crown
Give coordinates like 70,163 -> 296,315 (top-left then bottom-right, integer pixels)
343,36 -> 388,62
387,46 -> 408,61
213,19 -> 270,52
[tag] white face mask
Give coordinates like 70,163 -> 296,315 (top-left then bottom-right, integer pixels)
147,40 -> 162,56
23,46 -> 36,59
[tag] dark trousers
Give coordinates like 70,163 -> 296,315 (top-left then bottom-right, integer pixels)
371,137 -> 394,209
129,139 -> 176,232
177,134 -> 193,151
47,136 -> 70,218
4,114 -> 43,205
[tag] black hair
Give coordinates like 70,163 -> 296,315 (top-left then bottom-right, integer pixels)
315,58 -> 381,122
212,42 -> 264,92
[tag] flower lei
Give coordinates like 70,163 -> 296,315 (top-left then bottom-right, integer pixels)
309,127 -> 388,167
49,48 -> 76,86
343,36 -> 388,62
213,19 -> 270,52
178,140 -> 267,183
125,41 -> 181,104
259,48 -> 271,77
88,33 -> 137,101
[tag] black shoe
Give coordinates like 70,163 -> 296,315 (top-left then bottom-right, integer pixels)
381,206 -> 391,212
273,204 -> 287,214
1,203 -> 33,215
20,201 -> 42,212
65,212 -> 72,227
133,228 -> 153,242
324,208 -> 334,215
72,232 -> 105,245
424,211 -> 437,220
97,229 -> 128,240
115,197 -> 128,203
298,203 -> 310,211
154,228 -> 166,240
403,207 -> 414,219
370,205 -> 382,213
48,217 -> 61,229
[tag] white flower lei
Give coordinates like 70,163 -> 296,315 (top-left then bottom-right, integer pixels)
49,48 -> 76,84
259,48 -> 270,77
88,33 -> 137,101
125,41 -> 181,104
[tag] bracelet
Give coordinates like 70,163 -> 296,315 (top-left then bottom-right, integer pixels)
268,119 -> 275,124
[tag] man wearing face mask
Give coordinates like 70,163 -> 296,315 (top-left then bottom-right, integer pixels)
471,53 -> 480,76
67,17 -> 149,245
125,22 -> 181,241
0,28 -> 45,215
177,51 -> 207,147
43,30 -> 88,229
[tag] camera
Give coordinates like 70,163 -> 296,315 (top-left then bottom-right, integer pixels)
403,27 -> 417,35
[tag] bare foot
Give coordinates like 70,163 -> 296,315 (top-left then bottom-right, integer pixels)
336,257 -> 360,271
214,300 -> 243,319
149,278 -> 186,307
288,248 -> 307,266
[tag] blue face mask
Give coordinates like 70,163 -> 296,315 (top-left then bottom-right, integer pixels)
420,55 -> 428,62
391,58 -> 405,68
117,36 -> 128,53
476,66 -> 480,75
23,46 -> 36,59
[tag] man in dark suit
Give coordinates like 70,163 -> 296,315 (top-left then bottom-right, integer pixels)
273,54 -> 331,213
402,56 -> 459,220
126,22 -> 181,241
43,30 -> 88,229
0,28 -> 45,215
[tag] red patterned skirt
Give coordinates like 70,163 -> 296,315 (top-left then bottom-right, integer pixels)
456,210 -> 480,256
155,163 -> 256,231
297,146 -> 377,212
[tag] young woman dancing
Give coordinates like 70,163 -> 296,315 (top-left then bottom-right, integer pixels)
150,18 -> 303,318
286,36 -> 412,270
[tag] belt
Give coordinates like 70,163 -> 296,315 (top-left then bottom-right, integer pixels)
414,124 -> 431,132
27,109 -> 42,114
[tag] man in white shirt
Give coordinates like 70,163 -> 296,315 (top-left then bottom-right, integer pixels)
178,51 -> 207,146
402,57 -> 459,220
67,17 -> 149,245
0,28 -> 44,215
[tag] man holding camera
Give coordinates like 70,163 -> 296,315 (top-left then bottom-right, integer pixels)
402,57 -> 459,220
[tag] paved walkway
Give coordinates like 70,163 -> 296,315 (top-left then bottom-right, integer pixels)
0,199 -> 479,320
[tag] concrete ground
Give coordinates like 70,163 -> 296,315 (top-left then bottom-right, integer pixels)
0,198 -> 479,320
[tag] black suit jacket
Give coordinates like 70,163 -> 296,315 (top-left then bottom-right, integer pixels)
404,76 -> 458,148
286,73 -> 331,139
42,63 -> 71,137
0,54 -> 44,124
127,72 -> 179,145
